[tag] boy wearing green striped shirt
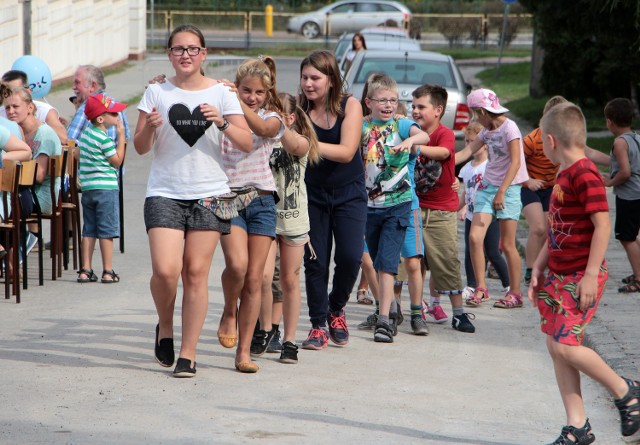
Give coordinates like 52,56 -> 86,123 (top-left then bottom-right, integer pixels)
76,93 -> 127,284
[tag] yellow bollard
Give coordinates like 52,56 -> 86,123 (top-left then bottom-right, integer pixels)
265,5 -> 273,37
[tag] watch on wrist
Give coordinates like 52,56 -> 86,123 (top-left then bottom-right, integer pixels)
217,119 -> 230,131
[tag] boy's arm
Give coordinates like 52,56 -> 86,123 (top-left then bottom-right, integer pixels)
528,240 -> 549,307
585,146 -> 610,167
394,126 -> 430,154
603,138 -> 630,187
492,139 -> 521,210
107,119 -> 126,168
418,144 -> 449,160
576,211 -> 610,311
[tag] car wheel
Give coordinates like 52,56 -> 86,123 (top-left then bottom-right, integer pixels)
301,21 -> 321,39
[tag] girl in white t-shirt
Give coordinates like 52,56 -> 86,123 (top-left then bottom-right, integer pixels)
133,24 -> 252,378
217,56 -> 285,373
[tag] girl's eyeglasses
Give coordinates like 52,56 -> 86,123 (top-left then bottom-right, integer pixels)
169,46 -> 204,56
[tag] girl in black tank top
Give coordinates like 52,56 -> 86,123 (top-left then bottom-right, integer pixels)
298,50 -> 367,349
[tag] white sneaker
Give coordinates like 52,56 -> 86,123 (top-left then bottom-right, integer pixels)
461,286 -> 475,300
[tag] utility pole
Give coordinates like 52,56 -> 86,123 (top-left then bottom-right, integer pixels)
22,0 -> 32,54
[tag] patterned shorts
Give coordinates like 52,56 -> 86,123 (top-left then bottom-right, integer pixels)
537,266 -> 608,346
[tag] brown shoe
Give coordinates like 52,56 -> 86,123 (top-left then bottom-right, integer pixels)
235,360 -> 259,373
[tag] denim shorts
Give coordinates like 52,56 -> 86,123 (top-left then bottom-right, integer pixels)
231,194 -> 276,238
365,201 -> 411,274
82,189 -> 120,239
474,182 -> 522,221
144,196 -> 230,234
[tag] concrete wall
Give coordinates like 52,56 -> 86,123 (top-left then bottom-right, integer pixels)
1,0 -> 146,83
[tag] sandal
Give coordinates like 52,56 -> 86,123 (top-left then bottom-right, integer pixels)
101,269 -> 120,283
614,377 -> 640,437
618,279 -> 640,293
77,268 -> 98,283
622,273 -> 636,284
465,287 -> 488,307
356,288 -> 374,305
493,291 -> 523,309
548,419 -> 595,445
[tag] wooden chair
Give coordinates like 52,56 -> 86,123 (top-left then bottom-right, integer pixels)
17,160 -> 41,288
62,142 -> 81,270
30,153 -> 66,281
0,161 -> 23,302
118,144 -> 127,253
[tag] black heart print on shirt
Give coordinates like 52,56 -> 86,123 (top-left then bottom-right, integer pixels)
168,103 -> 212,147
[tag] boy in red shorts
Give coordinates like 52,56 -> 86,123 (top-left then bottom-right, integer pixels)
529,102 -> 639,444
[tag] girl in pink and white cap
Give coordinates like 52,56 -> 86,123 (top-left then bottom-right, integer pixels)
456,88 -> 529,309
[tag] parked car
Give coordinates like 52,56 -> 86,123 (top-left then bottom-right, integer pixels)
287,0 -> 411,39
344,50 -> 472,141
335,27 -> 421,74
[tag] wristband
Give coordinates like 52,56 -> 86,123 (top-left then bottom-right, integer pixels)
217,119 -> 230,131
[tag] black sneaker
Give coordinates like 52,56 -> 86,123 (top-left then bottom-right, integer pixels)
266,328 -> 282,353
374,322 -> 394,343
389,315 -> 398,336
173,357 -> 196,378
452,313 -> 476,333
250,328 -> 277,357
155,324 -> 174,367
279,341 -> 299,364
328,310 -> 349,345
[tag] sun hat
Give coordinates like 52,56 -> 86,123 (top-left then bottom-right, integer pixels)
84,93 -> 127,120
466,88 -> 509,114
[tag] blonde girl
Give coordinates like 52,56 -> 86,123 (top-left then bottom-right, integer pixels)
134,24 -> 252,378
459,89 -> 529,309
217,56 -> 285,373
258,92 -> 319,363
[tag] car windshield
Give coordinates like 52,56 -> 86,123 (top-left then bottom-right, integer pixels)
354,57 -> 455,87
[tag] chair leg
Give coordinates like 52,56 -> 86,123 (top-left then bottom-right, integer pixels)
57,215 -> 63,278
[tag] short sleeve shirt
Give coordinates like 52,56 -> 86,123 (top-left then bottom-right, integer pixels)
32,124 -> 62,214
547,158 -> 609,275
417,124 -> 458,211
478,118 -> 529,186
458,159 -> 487,221
522,127 -> 557,189
77,124 -> 119,191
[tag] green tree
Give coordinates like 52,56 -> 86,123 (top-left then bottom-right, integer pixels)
519,0 -> 640,110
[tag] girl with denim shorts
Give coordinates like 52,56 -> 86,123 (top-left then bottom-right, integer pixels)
134,25 -> 253,378
462,89 -> 529,309
217,56 -> 285,374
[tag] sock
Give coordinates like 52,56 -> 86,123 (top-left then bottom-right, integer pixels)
525,268 -> 532,279
271,323 -> 279,333
410,304 -> 422,321
430,296 -> 441,307
452,306 -> 464,317
375,300 -> 380,315
378,314 -> 389,326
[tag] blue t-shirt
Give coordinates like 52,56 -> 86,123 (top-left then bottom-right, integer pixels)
0,117 -> 22,140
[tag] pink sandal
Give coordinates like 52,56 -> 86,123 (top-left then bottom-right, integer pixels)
493,291 -> 523,309
465,287 -> 489,307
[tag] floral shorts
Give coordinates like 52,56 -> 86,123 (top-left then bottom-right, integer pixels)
537,266 -> 608,346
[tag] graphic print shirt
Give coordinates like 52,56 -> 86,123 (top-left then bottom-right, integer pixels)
137,81 -> 243,199
547,158 -> 609,275
270,141 -> 309,236
458,159 -> 487,221
361,117 -> 417,208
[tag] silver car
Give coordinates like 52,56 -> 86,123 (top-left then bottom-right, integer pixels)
344,50 -> 472,141
287,0 -> 411,39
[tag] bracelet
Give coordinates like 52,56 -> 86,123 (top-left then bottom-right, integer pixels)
217,119 -> 230,131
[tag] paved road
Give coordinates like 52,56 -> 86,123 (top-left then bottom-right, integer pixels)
0,56 -> 637,445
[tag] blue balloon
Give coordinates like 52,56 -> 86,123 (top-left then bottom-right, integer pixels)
11,55 -> 52,99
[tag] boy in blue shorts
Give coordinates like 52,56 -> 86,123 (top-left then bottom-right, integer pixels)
530,102 -> 639,443
361,73 -> 430,343
76,93 -> 127,284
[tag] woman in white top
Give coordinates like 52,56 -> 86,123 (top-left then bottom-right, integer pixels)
134,24 -> 252,378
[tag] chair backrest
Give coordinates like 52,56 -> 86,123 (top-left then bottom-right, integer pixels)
18,160 -> 37,188
48,154 -> 67,212
1,160 -> 17,193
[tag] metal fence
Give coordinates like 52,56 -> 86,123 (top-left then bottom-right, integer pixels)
147,10 -> 532,49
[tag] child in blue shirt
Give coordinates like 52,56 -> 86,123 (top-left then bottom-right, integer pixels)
360,73 -> 430,343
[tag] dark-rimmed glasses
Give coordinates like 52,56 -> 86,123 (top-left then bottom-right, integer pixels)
169,46 -> 204,56
369,98 -> 399,105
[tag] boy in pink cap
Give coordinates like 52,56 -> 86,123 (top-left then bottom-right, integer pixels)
76,93 -> 127,284
457,88 -> 529,309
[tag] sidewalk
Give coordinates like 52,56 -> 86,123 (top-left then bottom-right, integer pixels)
0,56 -> 637,445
